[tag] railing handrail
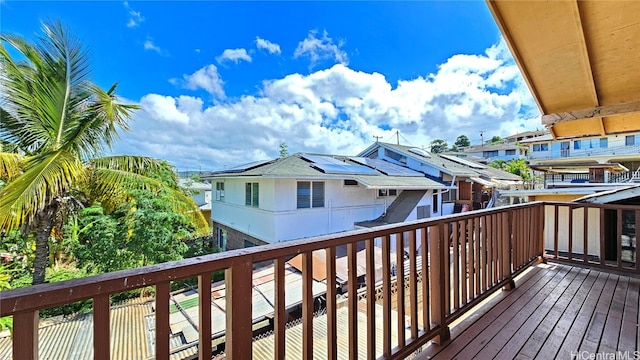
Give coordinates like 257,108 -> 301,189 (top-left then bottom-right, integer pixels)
0,202 -> 543,316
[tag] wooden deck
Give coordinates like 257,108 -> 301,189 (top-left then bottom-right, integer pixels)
418,262 -> 640,360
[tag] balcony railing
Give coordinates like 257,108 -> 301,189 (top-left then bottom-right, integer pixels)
528,143 -> 640,161
1,202 -> 638,359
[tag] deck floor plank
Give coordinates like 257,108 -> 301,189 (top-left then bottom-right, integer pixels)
442,265 -> 572,359
415,263 -> 640,360
535,269 -> 601,358
473,267 -> 581,359
420,264 -> 560,359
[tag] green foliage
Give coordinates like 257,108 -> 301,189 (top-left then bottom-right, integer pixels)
454,135 -> 471,148
489,135 -> 503,145
490,159 -> 531,180
71,189 -> 197,273
279,142 -> 289,158
430,139 -> 448,154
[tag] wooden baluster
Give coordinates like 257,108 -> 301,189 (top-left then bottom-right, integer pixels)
409,230 -> 418,340
382,234 -> 392,357
326,247 -> 338,360
13,310 -> 38,360
225,261 -> 253,360
420,227 -> 430,332
302,252 -> 314,360
396,232 -> 405,348
156,281 -> 170,360
93,294 -> 110,360
366,239 -> 376,359
274,259 -> 286,360
348,243 -> 358,360
430,224 -> 450,344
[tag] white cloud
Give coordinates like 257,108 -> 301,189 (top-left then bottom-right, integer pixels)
112,39 -> 540,171
256,37 -> 281,54
216,48 -> 252,64
143,39 -> 163,54
179,64 -> 225,98
294,30 -> 348,68
123,1 -> 144,28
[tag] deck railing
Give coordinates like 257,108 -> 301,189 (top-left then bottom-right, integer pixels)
1,202 -> 637,359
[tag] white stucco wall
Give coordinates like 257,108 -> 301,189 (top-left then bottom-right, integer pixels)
544,205 -> 601,257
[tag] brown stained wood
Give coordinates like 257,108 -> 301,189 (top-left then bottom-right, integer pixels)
494,268 -> 589,359
420,227 -> 430,332
600,209 -> 606,265
617,209 -> 623,268
409,230 -> 418,340
568,207 -> 574,261
93,294 -> 110,360
198,274 -> 212,360
636,211 -> 640,273
472,267 -> 579,359
430,224 -> 449,344
443,224 -> 450,315
13,310 -> 38,360
502,212 -> 511,283
492,214 -> 499,283
382,234 -> 392,357
555,271 -> 610,358
554,205 -> 560,259
468,219 -> 476,303
460,220 -> 468,306
396,232 -> 406,348
598,276 -> 629,353
325,247 -> 338,360
156,281 -> 170,360
474,217 -> 481,297
487,215 -> 494,288
536,269 -> 600,357
424,264 -> 562,360
452,221 -> 460,310
584,206 -> 589,264
225,262 -> 253,360
302,252 -> 314,360
365,239 -> 376,360
274,259 -> 286,360
618,277 -> 639,352
347,243 -> 358,360
579,274 -> 620,355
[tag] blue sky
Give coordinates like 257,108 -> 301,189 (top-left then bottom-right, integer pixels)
2,1 -> 542,171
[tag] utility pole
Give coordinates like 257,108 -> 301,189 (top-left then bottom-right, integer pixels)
373,135 -> 382,143
396,130 -> 400,145
479,131 -> 485,147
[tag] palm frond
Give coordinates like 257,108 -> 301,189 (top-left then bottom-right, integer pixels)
0,150 -> 85,231
88,156 -> 209,234
0,152 -> 23,181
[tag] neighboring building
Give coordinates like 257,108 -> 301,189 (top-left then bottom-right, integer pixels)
462,142 -> 528,162
357,142 -> 523,214
203,153 -> 447,250
179,178 -> 212,227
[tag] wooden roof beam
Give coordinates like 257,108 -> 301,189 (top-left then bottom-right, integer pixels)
542,101 -> 640,126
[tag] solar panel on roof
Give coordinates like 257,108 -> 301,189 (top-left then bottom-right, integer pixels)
300,154 -> 346,165
224,159 -> 273,173
312,163 -> 380,175
349,157 -> 423,177
440,154 -> 487,169
408,148 -> 432,158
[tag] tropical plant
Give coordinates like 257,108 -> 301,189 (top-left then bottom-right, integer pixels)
0,21 -> 208,285
454,134 -> 471,148
429,139 -> 449,154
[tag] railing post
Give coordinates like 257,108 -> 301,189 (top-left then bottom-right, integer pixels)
225,261 -> 253,360
156,281 -> 170,360
430,224 -> 450,344
13,310 -> 39,360
93,294 -> 111,360
502,211 -> 515,290
198,273 -> 212,360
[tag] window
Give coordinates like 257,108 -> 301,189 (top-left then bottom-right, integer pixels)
297,181 -> 325,209
432,193 -> 438,213
574,141 -> 581,150
442,188 -> 457,203
505,149 -> 516,156
245,182 -> 259,207
378,189 -> 398,197
244,240 -> 255,248
344,179 -> 358,186
216,228 -> 227,251
215,182 -> 225,201
533,143 -> 549,152
626,135 -> 635,146
483,150 -> 499,158
384,149 -> 407,163
600,138 -> 608,148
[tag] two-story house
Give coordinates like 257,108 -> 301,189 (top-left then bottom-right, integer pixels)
203,153 -> 449,250
462,142 -> 528,162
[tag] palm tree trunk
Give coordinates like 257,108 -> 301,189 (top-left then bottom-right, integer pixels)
32,204 -> 57,285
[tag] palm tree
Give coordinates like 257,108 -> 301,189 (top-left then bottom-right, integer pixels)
0,21 -> 208,285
